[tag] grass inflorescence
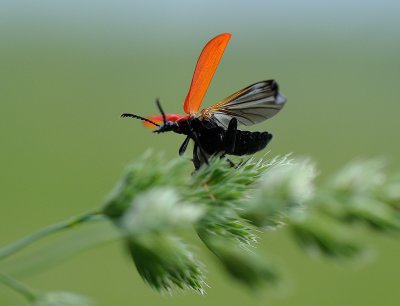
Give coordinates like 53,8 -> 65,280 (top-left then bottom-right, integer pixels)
1,151 -> 400,303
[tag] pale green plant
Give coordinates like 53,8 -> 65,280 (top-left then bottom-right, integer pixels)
1,152 -> 400,304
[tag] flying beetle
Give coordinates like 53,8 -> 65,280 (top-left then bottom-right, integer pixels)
122,33 -> 287,169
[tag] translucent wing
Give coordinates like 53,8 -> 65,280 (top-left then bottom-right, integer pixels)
183,33 -> 231,115
200,80 -> 287,128
143,114 -> 188,128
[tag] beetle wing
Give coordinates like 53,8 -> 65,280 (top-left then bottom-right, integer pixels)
183,33 -> 231,115
143,114 -> 188,128
200,80 -> 286,128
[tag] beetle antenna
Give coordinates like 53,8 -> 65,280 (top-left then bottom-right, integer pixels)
121,113 -> 160,127
155,98 -> 167,124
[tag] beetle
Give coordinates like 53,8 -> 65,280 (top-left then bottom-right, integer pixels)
122,33 -> 286,169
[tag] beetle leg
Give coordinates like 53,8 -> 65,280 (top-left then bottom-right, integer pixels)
190,130 -> 209,166
225,118 -> 238,154
179,136 -> 191,156
192,143 -> 201,169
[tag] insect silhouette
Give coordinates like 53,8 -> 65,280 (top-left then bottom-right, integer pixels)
122,33 -> 287,169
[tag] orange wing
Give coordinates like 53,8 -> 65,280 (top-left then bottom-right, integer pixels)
143,114 -> 188,128
183,33 -> 231,115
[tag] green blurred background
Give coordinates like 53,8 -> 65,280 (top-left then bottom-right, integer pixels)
1,0 -> 400,305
